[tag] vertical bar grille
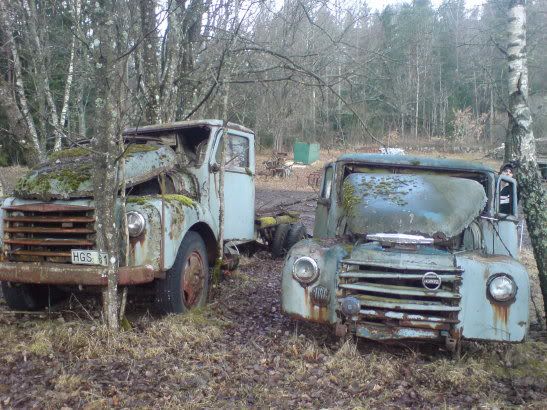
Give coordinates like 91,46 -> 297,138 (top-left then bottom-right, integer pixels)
2,203 -> 95,263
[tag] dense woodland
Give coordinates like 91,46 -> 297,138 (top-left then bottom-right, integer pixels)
0,0 -> 546,163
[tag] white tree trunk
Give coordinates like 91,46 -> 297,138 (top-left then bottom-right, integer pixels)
0,2 -> 43,161
505,0 -> 547,316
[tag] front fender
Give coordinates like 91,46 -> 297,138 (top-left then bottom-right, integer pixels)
127,196 -> 209,270
457,253 -> 530,342
281,239 -> 349,324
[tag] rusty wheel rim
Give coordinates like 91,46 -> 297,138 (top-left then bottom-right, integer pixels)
181,250 -> 205,308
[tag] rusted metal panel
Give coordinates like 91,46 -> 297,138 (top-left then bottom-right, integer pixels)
281,240 -> 348,325
10,250 -> 71,257
339,282 -> 460,299
356,323 -> 440,340
354,294 -> 461,312
360,309 -> 459,324
343,173 -> 487,239
457,254 -> 529,342
4,238 -> 94,246
0,262 -> 158,285
336,153 -> 495,174
4,227 -> 94,234
342,255 -> 463,272
123,119 -> 254,136
3,203 -> 93,212
14,146 -> 177,200
4,216 -> 95,223
340,271 -> 460,281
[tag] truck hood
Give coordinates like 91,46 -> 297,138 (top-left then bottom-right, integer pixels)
14,145 -> 177,200
343,173 -> 487,239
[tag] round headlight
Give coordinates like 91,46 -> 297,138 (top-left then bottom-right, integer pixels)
488,274 -> 517,302
127,211 -> 146,237
292,256 -> 319,285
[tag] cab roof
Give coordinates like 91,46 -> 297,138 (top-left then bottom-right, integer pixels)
336,153 -> 495,174
123,119 -> 254,136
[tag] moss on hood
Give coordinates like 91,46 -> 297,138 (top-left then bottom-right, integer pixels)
15,145 -> 176,200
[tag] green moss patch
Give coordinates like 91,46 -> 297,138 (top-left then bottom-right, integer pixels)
162,194 -> 195,207
15,163 -> 92,197
48,147 -> 91,161
342,179 -> 360,215
124,144 -> 159,157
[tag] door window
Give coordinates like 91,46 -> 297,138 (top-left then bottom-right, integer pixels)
321,166 -> 334,199
215,134 -> 249,169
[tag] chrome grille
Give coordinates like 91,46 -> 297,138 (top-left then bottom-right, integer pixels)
339,258 -> 462,331
3,203 -> 95,263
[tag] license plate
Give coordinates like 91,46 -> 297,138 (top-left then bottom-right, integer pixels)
71,249 -> 108,266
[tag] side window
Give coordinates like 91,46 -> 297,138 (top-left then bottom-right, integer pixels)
498,176 -> 517,216
321,166 -> 334,199
215,134 -> 250,169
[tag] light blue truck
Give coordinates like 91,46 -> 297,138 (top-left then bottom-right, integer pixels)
0,120 -> 303,313
282,154 -> 529,354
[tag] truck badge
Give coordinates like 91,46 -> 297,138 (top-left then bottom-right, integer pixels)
422,272 -> 441,290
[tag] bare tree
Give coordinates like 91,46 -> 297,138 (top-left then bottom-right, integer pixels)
505,0 -> 547,315
90,0 -> 126,330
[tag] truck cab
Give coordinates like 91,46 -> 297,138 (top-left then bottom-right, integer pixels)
0,120 -> 256,313
282,154 -> 529,353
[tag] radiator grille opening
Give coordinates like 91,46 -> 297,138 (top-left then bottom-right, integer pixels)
3,203 -> 95,263
339,260 -> 462,332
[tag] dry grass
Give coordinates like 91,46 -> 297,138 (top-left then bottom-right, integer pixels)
1,147 -> 545,407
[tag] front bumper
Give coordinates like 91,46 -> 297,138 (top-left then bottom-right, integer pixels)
0,262 -> 161,286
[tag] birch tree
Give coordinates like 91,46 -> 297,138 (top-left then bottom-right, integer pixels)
0,2 -> 43,162
90,0 -> 126,330
505,0 -> 547,315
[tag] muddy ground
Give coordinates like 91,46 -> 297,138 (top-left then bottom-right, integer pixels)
0,151 -> 546,408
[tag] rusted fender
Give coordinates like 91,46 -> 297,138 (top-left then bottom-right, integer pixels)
281,239 -> 350,324
457,253 -> 529,342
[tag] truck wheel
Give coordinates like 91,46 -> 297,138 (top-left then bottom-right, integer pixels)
271,223 -> 290,258
155,231 -> 209,314
284,223 -> 307,252
1,282 -> 50,311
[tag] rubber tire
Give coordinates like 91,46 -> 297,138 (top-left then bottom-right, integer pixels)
271,223 -> 291,258
1,282 -> 52,311
284,223 -> 307,252
155,231 -> 210,314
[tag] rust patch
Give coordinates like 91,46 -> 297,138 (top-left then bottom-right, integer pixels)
3,204 -> 93,213
491,303 -> 510,326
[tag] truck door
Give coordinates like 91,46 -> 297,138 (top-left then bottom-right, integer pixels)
490,175 -> 519,256
210,130 -> 255,241
313,165 -> 334,238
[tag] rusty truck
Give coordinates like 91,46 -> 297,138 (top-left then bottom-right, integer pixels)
281,154 -> 529,354
0,120 -> 305,313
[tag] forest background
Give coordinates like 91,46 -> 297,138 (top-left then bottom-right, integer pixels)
0,0 -> 546,165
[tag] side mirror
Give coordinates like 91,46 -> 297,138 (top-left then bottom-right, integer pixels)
210,163 -> 220,173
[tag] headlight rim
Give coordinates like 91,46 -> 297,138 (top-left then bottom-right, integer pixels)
292,256 -> 319,286
126,210 -> 146,237
487,273 -> 517,303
